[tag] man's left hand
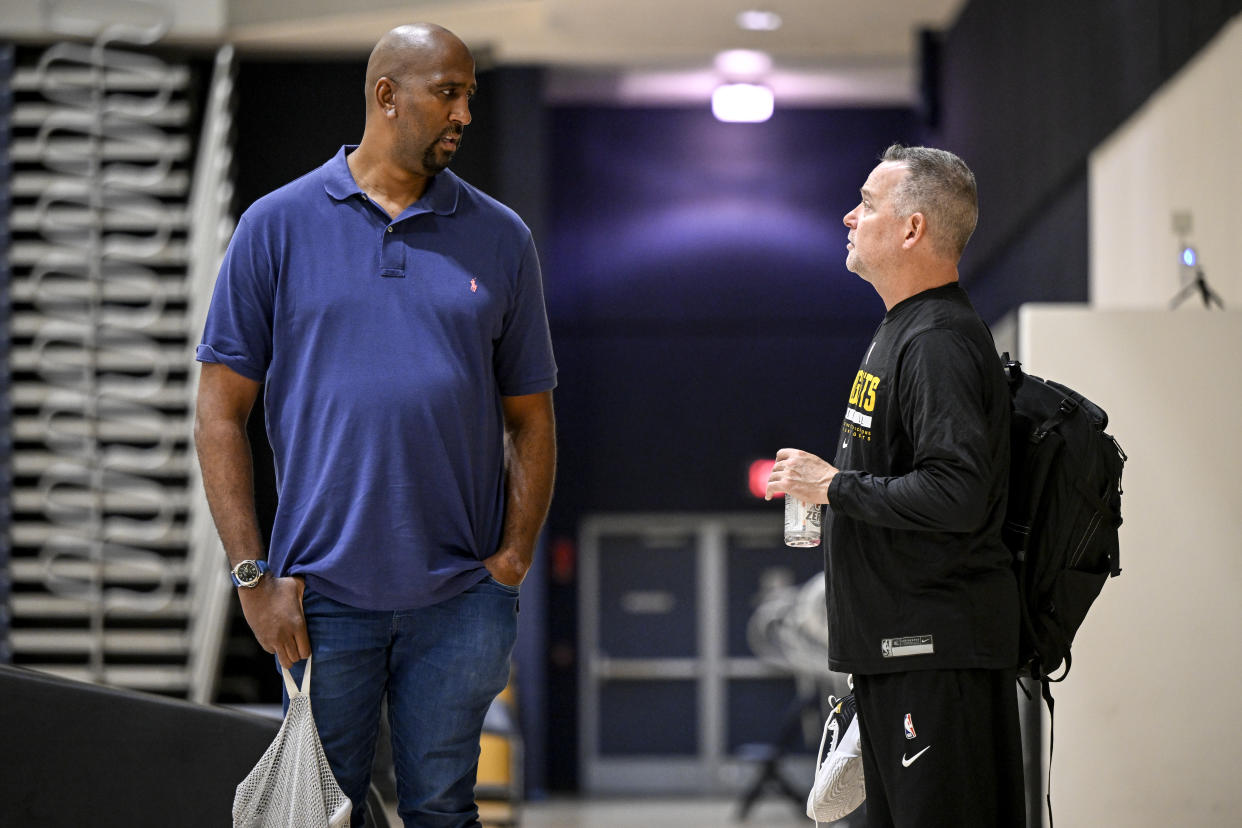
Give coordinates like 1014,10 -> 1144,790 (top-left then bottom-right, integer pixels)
484,548 -> 529,587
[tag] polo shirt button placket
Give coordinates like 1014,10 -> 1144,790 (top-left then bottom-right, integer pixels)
380,222 -> 405,278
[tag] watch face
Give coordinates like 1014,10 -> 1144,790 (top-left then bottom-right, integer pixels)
235,560 -> 260,584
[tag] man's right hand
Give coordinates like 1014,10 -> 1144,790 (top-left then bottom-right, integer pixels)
765,447 -> 838,505
197,364 -> 309,667
237,575 -> 310,669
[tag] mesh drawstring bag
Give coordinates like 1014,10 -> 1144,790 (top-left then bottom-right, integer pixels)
232,657 -> 352,828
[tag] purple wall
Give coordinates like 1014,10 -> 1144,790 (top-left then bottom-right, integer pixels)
543,106 -> 919,523
539,104 -> 919,789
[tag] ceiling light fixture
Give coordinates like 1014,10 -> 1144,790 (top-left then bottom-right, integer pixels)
712,49 -> 775,123
711,83 -> 774,123
736,9 -> 783,31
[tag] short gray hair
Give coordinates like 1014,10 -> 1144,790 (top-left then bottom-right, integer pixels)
880,144 -> 978,260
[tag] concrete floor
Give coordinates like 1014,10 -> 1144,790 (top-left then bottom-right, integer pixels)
380,796 -> 860,827
515,797 -> 816,827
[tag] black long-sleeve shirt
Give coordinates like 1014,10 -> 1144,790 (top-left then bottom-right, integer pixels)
824,283 -> 1018,674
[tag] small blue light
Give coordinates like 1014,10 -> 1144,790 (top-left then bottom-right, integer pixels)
1182,247 -> 1197,267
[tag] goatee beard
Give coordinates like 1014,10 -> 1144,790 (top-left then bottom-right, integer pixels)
423,131 -> 462,174
422,148 -> 451,174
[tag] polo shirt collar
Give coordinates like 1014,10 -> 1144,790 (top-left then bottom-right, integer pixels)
322,145 -> 460,216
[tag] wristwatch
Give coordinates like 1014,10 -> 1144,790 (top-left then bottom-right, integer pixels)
230,559 -> 270,588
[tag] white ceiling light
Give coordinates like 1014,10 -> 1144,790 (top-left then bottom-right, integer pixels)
711,83 -> 775,123
736,9 -> 783,31
713,48 -> 775,123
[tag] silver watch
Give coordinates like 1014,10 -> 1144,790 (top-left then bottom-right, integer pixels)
230,559 -> 270,588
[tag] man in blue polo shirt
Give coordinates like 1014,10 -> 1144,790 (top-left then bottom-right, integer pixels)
194,23 -> 556,827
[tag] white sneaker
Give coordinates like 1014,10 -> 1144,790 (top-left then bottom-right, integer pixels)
806,693 -> 865,824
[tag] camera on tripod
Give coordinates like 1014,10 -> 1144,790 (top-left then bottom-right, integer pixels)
1169,211 -> 1224,310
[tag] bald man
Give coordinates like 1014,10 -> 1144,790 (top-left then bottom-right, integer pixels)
195,24 -> 557,827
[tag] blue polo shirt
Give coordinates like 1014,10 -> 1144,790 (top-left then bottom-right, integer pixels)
196,146 -> 557,610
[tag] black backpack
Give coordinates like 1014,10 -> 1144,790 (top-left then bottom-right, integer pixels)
1001,355 -> 1126,826
1001,354 -> 1126,685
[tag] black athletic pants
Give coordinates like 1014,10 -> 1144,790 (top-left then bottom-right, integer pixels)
853,668 -> 1026,828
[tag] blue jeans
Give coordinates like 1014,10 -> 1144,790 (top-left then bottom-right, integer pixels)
284,576 -> 519,828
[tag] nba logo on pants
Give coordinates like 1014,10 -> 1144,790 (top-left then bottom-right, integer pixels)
903,713 -> 917,740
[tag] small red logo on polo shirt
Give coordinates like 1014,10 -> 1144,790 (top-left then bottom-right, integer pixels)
470,278 -> 478,292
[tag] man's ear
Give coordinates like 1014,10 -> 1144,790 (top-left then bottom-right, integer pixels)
903,212 -> 926,249
375,76 -> 398,116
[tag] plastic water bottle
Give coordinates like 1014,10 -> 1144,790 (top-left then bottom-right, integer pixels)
784,496 -> 823,547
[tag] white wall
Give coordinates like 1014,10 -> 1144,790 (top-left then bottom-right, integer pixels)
1060,22 -> 1242,825
1089,14 -> 1242,309
1020,307 -> 1242,827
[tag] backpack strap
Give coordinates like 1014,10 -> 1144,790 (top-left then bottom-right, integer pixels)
1042,676 -> 1057,828
1004,437 -> 1054,562
1009,428 -> 1064,681
1046,644 -> 1072,683
1004,409 -> 1068,564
